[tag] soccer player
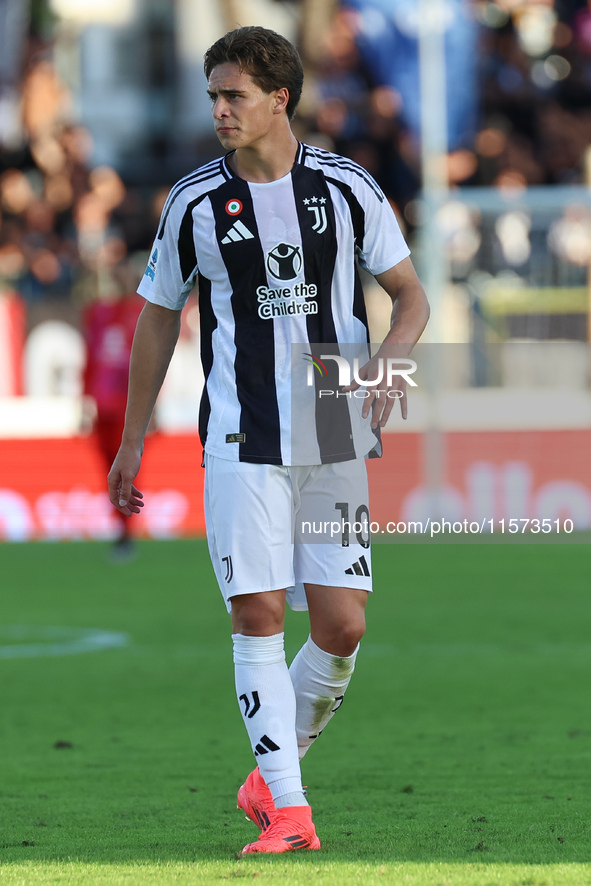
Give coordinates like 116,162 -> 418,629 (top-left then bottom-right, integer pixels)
108,26 -> 429,855
82,287 -> 144,558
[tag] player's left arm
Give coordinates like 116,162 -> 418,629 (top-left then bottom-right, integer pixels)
344,257 -> 429,428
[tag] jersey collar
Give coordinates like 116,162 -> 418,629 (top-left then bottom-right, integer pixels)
222,143 -> 305,181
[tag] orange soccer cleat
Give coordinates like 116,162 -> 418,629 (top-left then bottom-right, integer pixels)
240,805 -> 321,855
237,767 -> 277,832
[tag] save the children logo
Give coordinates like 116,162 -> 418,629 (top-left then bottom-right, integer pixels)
266,243 -> 302,280
257,244 -> 314,319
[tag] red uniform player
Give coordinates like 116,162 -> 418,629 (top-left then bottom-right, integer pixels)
82,293 -> 144,555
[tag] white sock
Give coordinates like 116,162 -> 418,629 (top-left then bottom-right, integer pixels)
232,633 -> 307,807
289,635 -> 359,760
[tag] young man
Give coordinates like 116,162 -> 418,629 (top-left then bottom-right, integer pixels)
108,26 -> 429,856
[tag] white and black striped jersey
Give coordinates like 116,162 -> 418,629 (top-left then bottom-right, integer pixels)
138,142 -> 410,465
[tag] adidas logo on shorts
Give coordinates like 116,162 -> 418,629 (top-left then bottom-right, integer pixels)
345,555 -> 370,577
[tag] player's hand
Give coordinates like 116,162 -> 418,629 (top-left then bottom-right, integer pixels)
108,444 -> 145,516
342,355 -> 407,429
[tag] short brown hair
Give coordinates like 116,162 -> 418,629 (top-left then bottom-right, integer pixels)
204,26 -> 304,120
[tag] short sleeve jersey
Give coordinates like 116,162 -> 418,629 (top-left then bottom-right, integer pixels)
138,143 -> 410,466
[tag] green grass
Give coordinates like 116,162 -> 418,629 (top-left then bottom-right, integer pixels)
0,539 -> 590,884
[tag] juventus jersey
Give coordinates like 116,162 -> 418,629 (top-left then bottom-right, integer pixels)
138,143 -> 410,465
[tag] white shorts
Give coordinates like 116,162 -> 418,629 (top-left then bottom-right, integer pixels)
204,454 -> 372,612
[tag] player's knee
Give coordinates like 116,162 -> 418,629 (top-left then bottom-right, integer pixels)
317,616 -> 366,657
231,591 -> 285,636
340,618 -> 366,655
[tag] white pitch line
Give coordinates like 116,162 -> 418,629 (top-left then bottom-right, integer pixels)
0,626 -> 129,659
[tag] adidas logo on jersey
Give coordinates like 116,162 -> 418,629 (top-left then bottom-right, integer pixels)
345,555 -> 370,577
222,220 -> 255,244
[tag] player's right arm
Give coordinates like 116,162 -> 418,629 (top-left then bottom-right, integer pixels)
108,301 -> 181,515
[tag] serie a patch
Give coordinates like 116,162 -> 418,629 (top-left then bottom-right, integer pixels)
226,433 -> 246,443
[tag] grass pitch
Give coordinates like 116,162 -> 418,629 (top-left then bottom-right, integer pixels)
0,538 -> 590,885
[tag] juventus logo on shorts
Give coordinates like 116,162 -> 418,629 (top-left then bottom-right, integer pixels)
222,555 -> 233,582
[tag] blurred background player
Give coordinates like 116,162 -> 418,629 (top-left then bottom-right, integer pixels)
82,268 -> 143,558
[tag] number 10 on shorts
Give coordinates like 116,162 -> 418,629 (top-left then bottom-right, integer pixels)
334,502 -> 371,548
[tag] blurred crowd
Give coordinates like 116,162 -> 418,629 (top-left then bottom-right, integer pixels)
0,45 -> 168,309
296,2 -> 591,243
0,91 -> 167,307
1,0 -> 591,311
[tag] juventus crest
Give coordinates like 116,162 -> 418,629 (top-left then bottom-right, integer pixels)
303,196 -> 328,234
